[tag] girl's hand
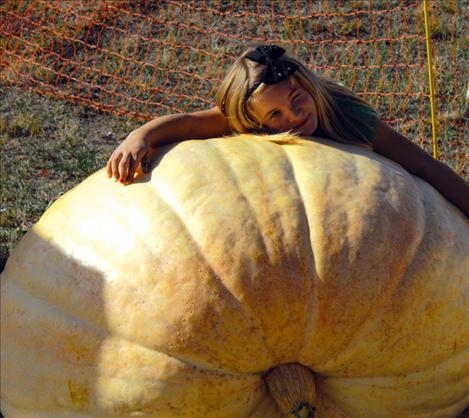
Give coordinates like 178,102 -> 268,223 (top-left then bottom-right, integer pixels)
106,133 -> 151,184
106,107 -> 231,185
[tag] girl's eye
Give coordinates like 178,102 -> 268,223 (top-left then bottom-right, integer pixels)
269,110 -> 280,120
292,93 -> 301,102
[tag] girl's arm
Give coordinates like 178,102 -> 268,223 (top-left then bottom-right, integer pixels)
107,106 -> 232,184
372,119 -> 469,218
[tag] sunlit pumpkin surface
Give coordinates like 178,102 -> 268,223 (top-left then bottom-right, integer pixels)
1,135 -> 468,417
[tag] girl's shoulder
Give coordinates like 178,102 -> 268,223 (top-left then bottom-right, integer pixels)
333,94 -> 377,119
331,93 -> 378,144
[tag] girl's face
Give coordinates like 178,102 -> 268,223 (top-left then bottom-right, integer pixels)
249,78 -> 318,136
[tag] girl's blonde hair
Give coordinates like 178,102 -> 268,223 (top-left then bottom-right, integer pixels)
216,46 -> 376,147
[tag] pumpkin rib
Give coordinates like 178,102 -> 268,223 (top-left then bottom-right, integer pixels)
209,138 -> 326,364
313,177 -> 468,377
89,182 -> 180,325
206,139 -> 272,260
203,140 -> 287,357
428,393 -> 469,418
4,276 -> 252,378
174,139 -> 272,265
151,174 -> 276,368
79,144 -> 276,374
317,345 -> 468,381
279,143 -> 333,367
314,215 -> 426,374
294,148 -> 431,372
2,263 -> 107,341
277,145 -> 319,361
2,231 -> 108,333
316,348 -> 469,417
244,390 -> 283,418
90,185 -> 194,355
123,335 -> 259,377
54,192 -> 233,374
3,281 -> 264,415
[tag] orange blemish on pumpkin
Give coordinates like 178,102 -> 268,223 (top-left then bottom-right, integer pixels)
68,380 -> 89,408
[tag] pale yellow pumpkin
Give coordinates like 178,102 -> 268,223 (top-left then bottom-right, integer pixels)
1,135 -> 468,418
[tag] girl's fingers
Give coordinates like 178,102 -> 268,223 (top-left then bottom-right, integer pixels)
110,152 -> 123,180
108,147 -> 148,185
106,152 -> 117,178
141,153 -> 150,173
124,152 -> 145,184
142,148 -> 158,173
106,156 -> 113,178
118,154 -> 131,182
124,157 -> 137,184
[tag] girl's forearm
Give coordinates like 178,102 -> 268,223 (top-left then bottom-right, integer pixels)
419,159 -> 469,218
131,113 -> 196,148
133,107 -> 232,148
371,121 -> 468,218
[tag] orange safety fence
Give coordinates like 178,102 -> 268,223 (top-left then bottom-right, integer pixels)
0,0 -> 467,175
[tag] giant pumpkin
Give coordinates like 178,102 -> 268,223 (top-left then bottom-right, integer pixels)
1,135 -> 468,418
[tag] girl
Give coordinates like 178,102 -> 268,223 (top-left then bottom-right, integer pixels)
107,44 -> 469,218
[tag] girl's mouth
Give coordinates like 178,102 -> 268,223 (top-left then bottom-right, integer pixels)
295,115 -> 310,130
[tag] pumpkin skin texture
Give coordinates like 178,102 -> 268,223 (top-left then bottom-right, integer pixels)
1,135 -> 468,418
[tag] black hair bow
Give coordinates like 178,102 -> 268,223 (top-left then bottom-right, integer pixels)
245,45 -> 298,84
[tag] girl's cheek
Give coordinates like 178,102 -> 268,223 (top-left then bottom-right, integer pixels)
267,117 -> 282,130
276,118 -> 288,130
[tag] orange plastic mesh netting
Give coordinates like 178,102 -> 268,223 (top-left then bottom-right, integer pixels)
1,0 -> 467,174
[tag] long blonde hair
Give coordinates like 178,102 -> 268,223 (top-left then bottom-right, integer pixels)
216,46 -> 376,147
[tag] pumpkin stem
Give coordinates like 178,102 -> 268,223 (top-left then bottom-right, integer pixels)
263,363 -> 316,418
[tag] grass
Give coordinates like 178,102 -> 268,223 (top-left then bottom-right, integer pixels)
0,83 -> 141,268
1,0 -> 467,268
